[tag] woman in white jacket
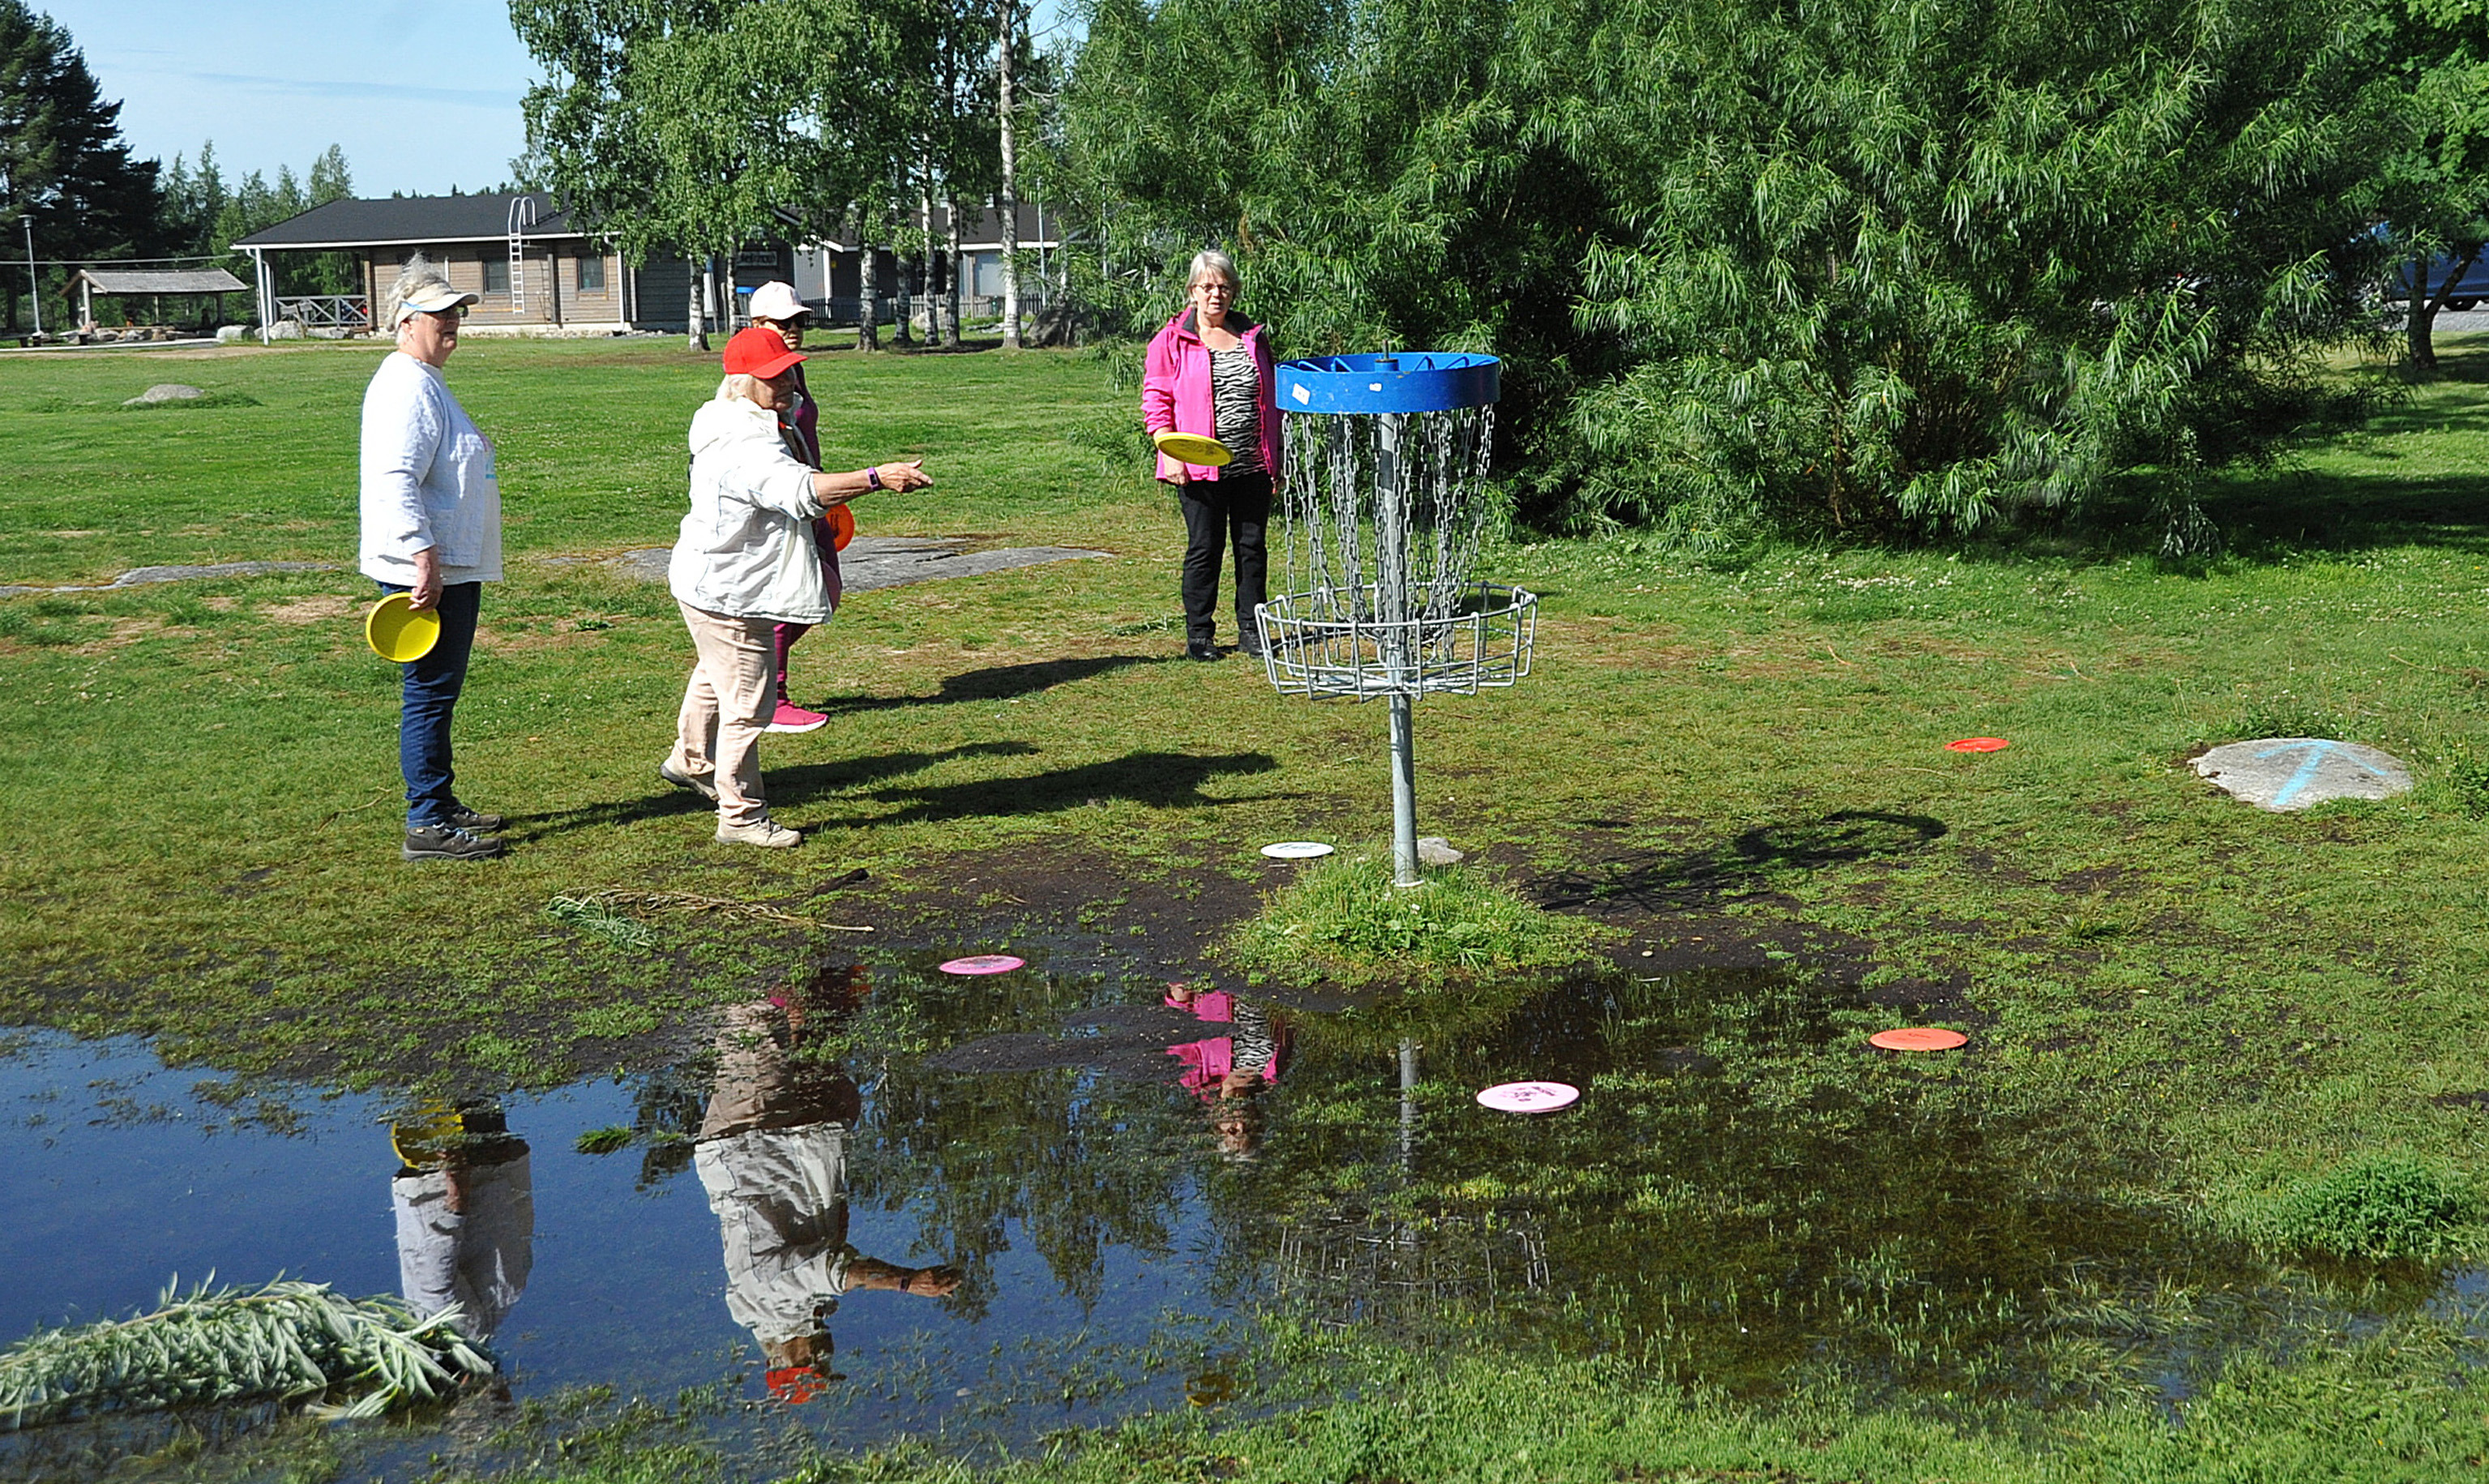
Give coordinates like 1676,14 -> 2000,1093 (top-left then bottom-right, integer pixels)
663,327 -> 930,847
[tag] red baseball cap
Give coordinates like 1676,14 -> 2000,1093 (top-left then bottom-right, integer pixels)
723,324 -> 806,379
765,1365 -> 830,1404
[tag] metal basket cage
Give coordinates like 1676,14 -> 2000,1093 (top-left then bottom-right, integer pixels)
1255,581 -> 1537,700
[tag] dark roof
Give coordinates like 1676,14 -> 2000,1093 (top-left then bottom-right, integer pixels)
233,193 -> 584,250
926,199 -> 1062,249
74,267 -> 247,293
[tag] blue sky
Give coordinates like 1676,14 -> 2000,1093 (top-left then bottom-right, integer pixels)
51,0 -> 1080,207
47,0 -> 537,199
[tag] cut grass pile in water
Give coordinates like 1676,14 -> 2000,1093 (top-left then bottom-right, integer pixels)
1223,854 -> 1612,988
0,1278 -> 493,1429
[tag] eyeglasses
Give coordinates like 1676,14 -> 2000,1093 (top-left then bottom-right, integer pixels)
413,305 -> 468,321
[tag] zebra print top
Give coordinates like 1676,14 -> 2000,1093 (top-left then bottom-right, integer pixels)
1208,344 -> 1265,476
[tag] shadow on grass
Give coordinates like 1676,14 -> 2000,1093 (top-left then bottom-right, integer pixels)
1529,810 -> 1948,913
517,742 -> 1037,840
831,748 -> 1285,823
2203,467 -> 2489,560
807,654 -> 1165,715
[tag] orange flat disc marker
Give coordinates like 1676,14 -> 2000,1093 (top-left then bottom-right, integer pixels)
1946,738 -> 2009,753
1870,1027 -> 1967,1051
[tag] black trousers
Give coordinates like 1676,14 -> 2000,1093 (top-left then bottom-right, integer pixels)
1178,470 -> 1271,646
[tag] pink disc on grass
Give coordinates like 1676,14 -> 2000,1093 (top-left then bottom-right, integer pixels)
939,954 -> 1024,976
1945,738 -> 2010,753
1476,1080 -> 1580,1114
1869,1027 -> 1968,1051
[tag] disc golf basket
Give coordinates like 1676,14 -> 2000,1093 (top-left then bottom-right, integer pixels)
1257,353 -> 1536,887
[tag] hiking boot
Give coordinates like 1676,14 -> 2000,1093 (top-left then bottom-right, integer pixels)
1234,631 -> 1264,660
764,700 -> 829,733
1187,641 -> 1221,661
402,823 -> 507,862
447,804 -> 505,832
659,760 -> 718,801
716,816 -> 802,849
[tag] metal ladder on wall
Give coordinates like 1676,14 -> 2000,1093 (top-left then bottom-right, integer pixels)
507,196 -> 538,314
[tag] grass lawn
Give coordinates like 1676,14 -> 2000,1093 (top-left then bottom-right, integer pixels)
8,334 -> 2489,1478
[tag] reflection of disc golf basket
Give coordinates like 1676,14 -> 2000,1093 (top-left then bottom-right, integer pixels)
1272,1213 -> 1551,1327
1257,353 -> 1536,886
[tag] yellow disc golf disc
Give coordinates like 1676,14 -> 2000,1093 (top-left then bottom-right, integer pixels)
1153,430 -> 1233,467
390,1100 -> 465,1167
366,592 -> 441,662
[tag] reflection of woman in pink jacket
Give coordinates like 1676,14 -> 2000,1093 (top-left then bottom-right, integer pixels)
1164,983 -> 1290,1160
1141,250 -> 1281,663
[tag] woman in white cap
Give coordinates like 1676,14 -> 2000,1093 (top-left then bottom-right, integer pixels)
661,324 -> 931,847
359,254 -> 507,862
746,281 -> 836,734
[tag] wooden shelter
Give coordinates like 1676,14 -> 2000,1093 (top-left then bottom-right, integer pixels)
70,267 -> 248,331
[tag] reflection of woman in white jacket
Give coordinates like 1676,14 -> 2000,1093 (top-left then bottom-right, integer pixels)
663,327 -> 931,847
695,995 -> 958,1404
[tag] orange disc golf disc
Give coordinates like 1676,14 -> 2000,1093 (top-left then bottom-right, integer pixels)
828,504 -> 855,551
1869,1027 -> 1968,1051
1945,738 -> 2010,753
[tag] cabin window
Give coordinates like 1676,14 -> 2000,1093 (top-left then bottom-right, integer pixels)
575,254 -> 606,292
481,255 -> 509,295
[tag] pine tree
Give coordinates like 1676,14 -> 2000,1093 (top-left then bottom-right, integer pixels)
0,0 -> 163,328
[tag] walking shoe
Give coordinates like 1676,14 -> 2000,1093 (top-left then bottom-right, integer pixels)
1187,641 -> 1221,661
447,804 -> 505,832
764,700 -> 829,733
402,824 -> 507,862
716,816 -> 802,848
659,760 -> 718,801
1235,631 -> 1264,660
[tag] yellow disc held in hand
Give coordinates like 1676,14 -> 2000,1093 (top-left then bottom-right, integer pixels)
1153,430 -> 1233,467
366,592 -> 441,662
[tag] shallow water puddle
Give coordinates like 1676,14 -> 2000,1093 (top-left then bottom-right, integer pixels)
0,955 -> 2466,1471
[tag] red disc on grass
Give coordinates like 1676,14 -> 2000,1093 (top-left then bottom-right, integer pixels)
1945,738 -> 2010,753
939,954 -> 1024,976
1869,1027 -> 1968,1051
1477,1080 -> 1580,1114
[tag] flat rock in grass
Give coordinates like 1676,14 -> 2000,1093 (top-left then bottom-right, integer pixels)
1416,836 -> 1465,866
0,559 -> 333,599
124,383 -> 205,405
2193,737 -> 2413,811
597,536 -> 1110,592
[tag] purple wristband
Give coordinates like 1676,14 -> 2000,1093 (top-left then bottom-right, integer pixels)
866,465 -> 883,491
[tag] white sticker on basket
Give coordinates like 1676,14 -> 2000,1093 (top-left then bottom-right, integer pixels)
1292,384 -> 1310,404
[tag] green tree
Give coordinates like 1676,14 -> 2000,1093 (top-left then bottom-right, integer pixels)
0,0 -> 162,329
1047,0 -> 1592,491
193,144 -> 357,297
1052,0 -> 2414,545
2367,0 -> 2489,371
1520,0 -> 2414,544
515,0 -> 923,349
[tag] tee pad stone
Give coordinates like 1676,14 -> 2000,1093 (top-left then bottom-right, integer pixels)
2192,738 -> 2413,811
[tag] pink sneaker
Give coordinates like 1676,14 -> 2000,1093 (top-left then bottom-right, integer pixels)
764,700 -> 828,733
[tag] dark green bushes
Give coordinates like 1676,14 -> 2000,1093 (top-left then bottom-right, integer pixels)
1051,0 -> 2407,545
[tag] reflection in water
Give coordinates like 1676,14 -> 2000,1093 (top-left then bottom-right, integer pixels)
1163,985 -> 1291,1161
697,979 -> 960,1404
390,1100 -> 532,1341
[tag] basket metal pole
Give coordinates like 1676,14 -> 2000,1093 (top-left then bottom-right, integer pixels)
1389,691 -> 1420,887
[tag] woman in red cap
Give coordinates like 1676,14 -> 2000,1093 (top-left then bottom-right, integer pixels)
661,325 -> 931,847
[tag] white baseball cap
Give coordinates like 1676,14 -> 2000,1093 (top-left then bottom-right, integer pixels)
747,281 -> 810,322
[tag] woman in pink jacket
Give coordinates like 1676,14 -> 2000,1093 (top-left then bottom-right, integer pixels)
1142,250 -> 1282,661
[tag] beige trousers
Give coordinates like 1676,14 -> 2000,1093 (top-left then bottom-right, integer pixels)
671,601 -> 778,828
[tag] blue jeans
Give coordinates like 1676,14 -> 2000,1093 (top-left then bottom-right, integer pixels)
379,580 -> 481,828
